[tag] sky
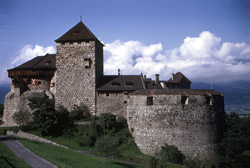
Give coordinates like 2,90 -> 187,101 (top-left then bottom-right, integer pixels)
0,0 -> 250,84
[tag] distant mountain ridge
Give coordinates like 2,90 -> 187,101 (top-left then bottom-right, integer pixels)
192,80 -> 250,113
1,80 -> 250,113
0,84 -> 10,104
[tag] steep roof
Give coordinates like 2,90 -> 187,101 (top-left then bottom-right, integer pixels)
97,75 -> 145,92
166,72 -> 191,84
8,54 -> 56,71
55,21 -> 102,44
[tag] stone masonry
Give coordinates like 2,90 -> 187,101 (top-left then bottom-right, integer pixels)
55,41 -> 103,114
127,91 -> 224,163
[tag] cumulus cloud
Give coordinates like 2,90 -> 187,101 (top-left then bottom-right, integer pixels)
104,31 -> 250,82
0,44 -> 55,84
10,44 -> 55,67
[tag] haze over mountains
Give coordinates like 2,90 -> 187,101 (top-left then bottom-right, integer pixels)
0,80 -> 249,113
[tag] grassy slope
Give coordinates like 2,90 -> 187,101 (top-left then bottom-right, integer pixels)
19,138 -> 144,168
0,141 -> 31,168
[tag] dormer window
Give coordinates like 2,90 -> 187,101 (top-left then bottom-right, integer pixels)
111,81 -> 120,87
46,60 -> 52,65
84,58 -> 91,68
125,81 -> 134,87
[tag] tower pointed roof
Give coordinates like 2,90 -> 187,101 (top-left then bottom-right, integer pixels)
55,21 -> 102,44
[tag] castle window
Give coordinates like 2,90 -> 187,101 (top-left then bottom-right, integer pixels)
84,58 -> 91,68
106,93 -> 110,97
181,96 -> 188,105
123,100 -> 127,104
206,96 -> 213,105
125,81 -> 134,87
46,60 -> 52,65
111,81 -> 120,87
147,96 -> 153,106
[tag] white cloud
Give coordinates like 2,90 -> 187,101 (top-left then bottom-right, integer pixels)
0,44 -> 55,85
103,31 -> 250,82
1,32 -> 250,85
10,44 -> 55,67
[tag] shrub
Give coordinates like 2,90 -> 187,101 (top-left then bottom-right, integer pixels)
0,128 -> 6,135
28,96 -> 75,136
12,110 -> 32,129
70,104 -> 90,120
95,134 -> 121,157
157,144 -> 185,165
185,157 -> 215,168
99,113 -> 117,134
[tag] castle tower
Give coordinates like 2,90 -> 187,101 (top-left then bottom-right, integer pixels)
55,21 -> 103,114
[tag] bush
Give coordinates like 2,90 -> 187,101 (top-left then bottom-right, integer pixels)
99,113 -> 117,134
185,157 -> 215,168
12,110 -> 32,129
95,134 -> 121,157
157,144 -> 185,165
69,104 -> 90,120
0,128 -> 6,135
28,96 -> 75,136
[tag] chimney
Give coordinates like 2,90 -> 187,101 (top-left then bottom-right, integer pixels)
172,73 -> 175,80
118,69 -> 120,76
144,75 -> 147,80
155,74 -> 159,84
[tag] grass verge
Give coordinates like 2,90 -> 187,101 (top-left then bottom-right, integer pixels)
0,141 -> 31,168
19,138 -> 144,168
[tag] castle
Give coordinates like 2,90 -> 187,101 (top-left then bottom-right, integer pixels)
2,21 -> 225,162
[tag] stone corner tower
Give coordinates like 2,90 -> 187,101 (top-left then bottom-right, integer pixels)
55,21 -> 104,114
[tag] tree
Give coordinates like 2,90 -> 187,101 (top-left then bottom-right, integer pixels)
28,96 -> 75,136
218,112 -> 249,168
99,113 -> 117,134
12,110 -> 32,129
95,134 -> 120,158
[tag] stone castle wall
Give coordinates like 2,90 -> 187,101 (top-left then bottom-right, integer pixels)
55,41 -> 102,114
96,92 -> 129,118
127,94 -> 224,162
2,91 -> 53,127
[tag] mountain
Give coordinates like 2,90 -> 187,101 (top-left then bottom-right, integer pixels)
192,80 -> 250,113
0,84 -> 10,104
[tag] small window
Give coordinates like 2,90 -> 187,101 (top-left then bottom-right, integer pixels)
123,92 -> 129,96
181,96 -> 188,105
111,82 -> 120,87
147,96 -> 153,106
46,60 -> 52,65
84,58 -> 91,68
123,100 -> 127,104
125,81 -> 134,87
105,93 -> 110,97
206,96 -> 213,105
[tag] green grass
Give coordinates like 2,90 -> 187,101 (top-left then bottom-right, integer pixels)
0,141 -> 31,168
242,150 -> 250,156
28,128 -> 148,164
19,138 -> 144,168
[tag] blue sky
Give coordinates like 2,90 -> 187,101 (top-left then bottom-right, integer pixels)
0,0 -> 250,84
